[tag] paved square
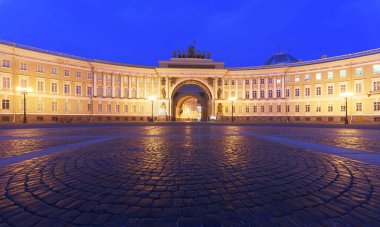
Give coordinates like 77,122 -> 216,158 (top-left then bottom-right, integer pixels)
0,123 -> 380,226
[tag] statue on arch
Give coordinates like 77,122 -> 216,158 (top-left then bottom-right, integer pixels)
161,88 -> 166,99
217,88 -> 222,99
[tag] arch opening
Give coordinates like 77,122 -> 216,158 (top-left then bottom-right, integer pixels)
171,81 -> 212,121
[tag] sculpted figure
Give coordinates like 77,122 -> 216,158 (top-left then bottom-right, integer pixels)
161,78 -> 166,86
217,88 -> 222,99
161,88 -> 166,99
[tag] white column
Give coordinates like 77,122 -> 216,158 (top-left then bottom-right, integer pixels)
281,75 -> 285,98
265,78 -> 268,99
235,79 -> 238,98
136,77 -> 139,98
102,73 -> 106,97
273,77 -> 277,98
158,76 -> 161,99
144,76 -> 147,98
151,77 -> 154,97
228,79 -> 231,98
166,76 -> 169,99
128,76 -> 131,98
222,78 -> 225,99
111,74 -> 115,98
214,77 -> 218,100
258,78 -> 261,99
243,78 -> 246,100
250,78 -> 253,99
120,75 -> 124,98
93,72 -> 97,96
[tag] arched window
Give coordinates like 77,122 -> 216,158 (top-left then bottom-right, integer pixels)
115,87 -> 121,97
97,86 -> 103,97
107,86 -> 112,97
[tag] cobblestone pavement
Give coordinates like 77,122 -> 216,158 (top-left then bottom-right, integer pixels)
0,123 -> 380,226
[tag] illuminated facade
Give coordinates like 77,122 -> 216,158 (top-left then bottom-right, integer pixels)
1,40 -> 380,123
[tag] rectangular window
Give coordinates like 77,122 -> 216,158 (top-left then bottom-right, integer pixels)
276,78 -> 281,84
269,106 -> 272,112
355,83 -> 362,94
2,99 -> 10,110
51,83 -> 58,93
51,68 -> 58,75
76,72 -> 81,78
124,104 -> 128,112
373,65 -> 380,73
305,87 -> 310,96
276,89 -> 281,98
107,104 -> 111,112
245,91 -> 250,99
64,84 -> 70,95
316,73 -> 322,80
37,81 -> 44,92
340,70 -> 347,78
316,86 -> 321,96
341,105 -> 346,112
261,106 -> 264,112
286,89 -> 290,97
2,77 -> 10,90
116,105 -> 120,113
295,105 -> 300,112
64,69 -> 70,77
245,80 -> 250,85
20,79 -> 28,88
356,103 -> 362,112
97,74 -> 103,81
260,90 -> 265,98
260,79 -> 265,84
253,106 -> 257,112
238,80 -> 243,85
20,63 -> 27,71
252,91 -> 257,99
224,80 -> 228,85
245,106 -> 250,113
327,72 -> 334,79
305,105 -> 310,112
37,100 -> 44,111
252,79 -> 256,85
286,105 -> 290,113
328,104 -> 333,112
277,105 -> 281,112
316,105 -> 321,112
231,80 -> 235,85
295,76 -> 300,82
98,104 -> 102,112
285,76 -> 290,83
373,81 -> 380,91
52,102 -> 58,111
75,85 -> 82,95
268,78 -> 273,84
340,84 -> 346,94
88,103 -> 92,112
87,87 -> 93,96
355,68 -> 363,76
268,90 -> 273,98
305,74 -> 310,81
87,72 -> 93,80
37,65 -> 44,73
327,85 -> 334,95
374,102 -> 380,111
295,88 -> 300,97
2,60 -> 10,68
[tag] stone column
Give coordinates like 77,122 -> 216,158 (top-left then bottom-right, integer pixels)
243,78 -> 246,100
222,78 -> 225,99
111,74 -> 115,98
214,77 -> 217,100
274,77 -> 277,98
258,78 -> 261,99
120,75 -> 124,98
250,78 -> 253,99
265,78 -> 268,99
128,76 -> 131,98
136,77 -> 139,98
281,75 -> 285,98
144,76 -> 147,98
93,72 -> 97,97
102,73 -> 106,97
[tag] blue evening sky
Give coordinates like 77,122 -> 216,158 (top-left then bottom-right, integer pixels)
0,0 -> 379,67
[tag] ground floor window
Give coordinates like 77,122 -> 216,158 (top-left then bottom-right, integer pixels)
375,102 -> 380,111
2,99 -> 9,110
356,103 -> 362,112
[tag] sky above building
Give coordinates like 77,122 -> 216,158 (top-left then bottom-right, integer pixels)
0,0 -> 379,67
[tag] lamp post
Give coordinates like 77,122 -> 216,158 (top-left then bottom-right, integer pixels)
341,92 -> 353,124
16,87 -> 32,124
228,97 -> 237,123
148,95 -> 157,122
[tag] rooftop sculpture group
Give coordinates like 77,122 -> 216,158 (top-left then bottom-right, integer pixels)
172,40 -> 211,59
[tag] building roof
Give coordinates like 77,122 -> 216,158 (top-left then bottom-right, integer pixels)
264,52 -> 298,65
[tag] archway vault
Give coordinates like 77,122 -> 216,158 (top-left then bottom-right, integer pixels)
170,79 -> 212,121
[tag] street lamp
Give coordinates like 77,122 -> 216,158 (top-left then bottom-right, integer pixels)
16,87 -> 32,124
340,92 -> 353,124
228,97 -> 237,123
148,95 -> 157,122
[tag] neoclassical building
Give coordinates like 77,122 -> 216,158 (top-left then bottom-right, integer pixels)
0,40 -> 380,123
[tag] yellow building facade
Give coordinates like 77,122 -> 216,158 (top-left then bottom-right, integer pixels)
1,40 -> 380,123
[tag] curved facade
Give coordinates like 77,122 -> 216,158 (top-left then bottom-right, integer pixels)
1,40 -> 380,123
